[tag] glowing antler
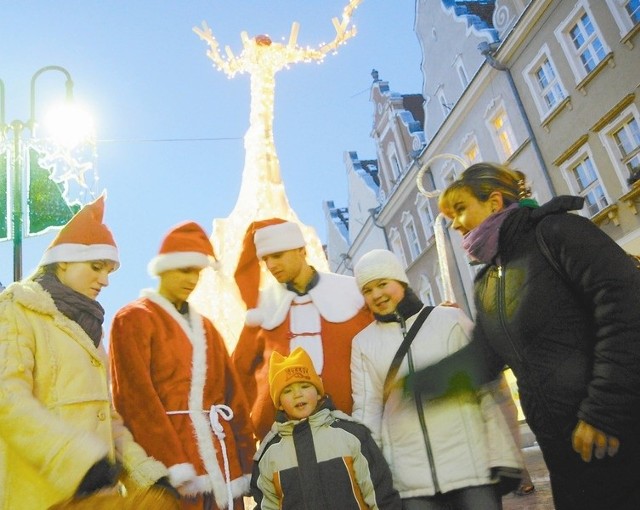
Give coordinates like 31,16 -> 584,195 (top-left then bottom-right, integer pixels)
193,0 -> 364,77
319,0 -> 363,54
193,21 -> 245,77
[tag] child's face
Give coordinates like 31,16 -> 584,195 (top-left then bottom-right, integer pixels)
361,278 -> 406,315
278,381 -> 321,420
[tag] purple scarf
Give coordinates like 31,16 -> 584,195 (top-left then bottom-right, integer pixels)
462,203 -> 519,264
36,272 -> 105,347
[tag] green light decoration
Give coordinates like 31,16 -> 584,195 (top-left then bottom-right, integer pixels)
27,148 -> 79,236
0,153 -> 7,240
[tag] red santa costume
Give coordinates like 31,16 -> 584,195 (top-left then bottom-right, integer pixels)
232,219 -> 372,439
109,222 -> 255,510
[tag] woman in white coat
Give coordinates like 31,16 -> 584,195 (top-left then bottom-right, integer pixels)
0,196 -> 177,510
350,249 -> 521,510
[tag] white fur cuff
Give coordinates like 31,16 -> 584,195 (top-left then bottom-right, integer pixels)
245,308 -> 264,327
168,463 -> 197,488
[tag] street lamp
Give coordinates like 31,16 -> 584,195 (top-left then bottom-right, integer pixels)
1,66 -> 91,282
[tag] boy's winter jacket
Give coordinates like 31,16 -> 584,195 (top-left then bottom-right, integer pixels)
251,401 -> 401,510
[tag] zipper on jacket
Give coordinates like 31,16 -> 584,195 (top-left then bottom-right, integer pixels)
408,350 -> 440,493
496,264 -> 554,429
399,315 -> 441,493
496,265 -> 523,363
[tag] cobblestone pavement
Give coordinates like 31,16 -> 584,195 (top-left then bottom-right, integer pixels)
503,445 -> 555,510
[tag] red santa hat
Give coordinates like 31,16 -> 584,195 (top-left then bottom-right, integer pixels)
148,221 -> 217,276
39,194 -> 119,268
234,218 -> 305,321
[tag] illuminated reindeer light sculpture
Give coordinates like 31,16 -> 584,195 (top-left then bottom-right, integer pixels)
190,1 -> 363,346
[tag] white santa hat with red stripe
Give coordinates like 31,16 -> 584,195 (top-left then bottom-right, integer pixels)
39,194 -> 119,268
148,221 -> 217,276
234,218 -> 306,325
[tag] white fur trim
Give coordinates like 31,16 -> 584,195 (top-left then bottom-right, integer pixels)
213,475 -> 251,508
168,463 -> 197,488
178,474 -> 213,497
185,301 -> 231,507
141,289 -> 196,333
148,252 -> 214,276
258,272 -> 365,330
141,290 -> 230,504
255,222 -> 305,258
178,474 -> 249,505
40,243 -> 119,268
245,308 -> 264,327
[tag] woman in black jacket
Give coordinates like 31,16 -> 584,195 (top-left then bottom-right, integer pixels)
406,162 -> 640,510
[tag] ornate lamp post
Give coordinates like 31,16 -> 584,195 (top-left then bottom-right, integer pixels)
0,66 -> 81,282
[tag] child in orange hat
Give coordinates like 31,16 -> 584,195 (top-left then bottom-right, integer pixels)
250,347 -> 401,510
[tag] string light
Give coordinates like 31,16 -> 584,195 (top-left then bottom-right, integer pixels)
190,1 -> 363,350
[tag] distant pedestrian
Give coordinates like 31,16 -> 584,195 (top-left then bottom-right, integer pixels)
406,162 -> 640,510
251,347 -> 401,510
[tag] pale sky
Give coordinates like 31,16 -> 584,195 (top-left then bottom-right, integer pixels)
0,0 -> 423,329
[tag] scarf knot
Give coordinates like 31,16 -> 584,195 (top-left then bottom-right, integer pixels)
461,203 -> 520,264
35,273 -> 105,347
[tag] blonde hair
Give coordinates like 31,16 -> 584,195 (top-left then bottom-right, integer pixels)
438,162 -> 529,216
29,263 -> 60,281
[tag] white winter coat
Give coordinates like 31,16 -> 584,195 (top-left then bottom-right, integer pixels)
351,305 -> 521,499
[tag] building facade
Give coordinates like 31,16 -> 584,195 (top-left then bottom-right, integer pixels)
325,0 -> 640,318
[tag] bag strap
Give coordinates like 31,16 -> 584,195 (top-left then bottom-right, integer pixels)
383,306 -> 435,404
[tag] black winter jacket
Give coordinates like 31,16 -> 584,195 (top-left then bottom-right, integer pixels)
409,196 -> 640,445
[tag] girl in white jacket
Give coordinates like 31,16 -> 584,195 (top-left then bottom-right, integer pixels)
350,249 -> 521,510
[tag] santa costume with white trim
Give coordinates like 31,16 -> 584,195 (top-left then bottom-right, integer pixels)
231,218 -> 372,440
109,222 -> 255,510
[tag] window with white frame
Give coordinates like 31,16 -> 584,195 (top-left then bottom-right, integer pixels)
598,104 -> 640,186
612,117 -> 640,182
555,1 -> 611,83
454,55 -> 469,88
419,275 -> 436,306
415,193 -> 435,243
402,212 -> 422,261
486,102 -> 516,160
389,228 -> 407,267
605,0 -> 640,38
440,160 -> 459,190
460,133 -> 482,164
437,87 -> 450,118
523,45 -> 568,120
562,148 -> 609,217
385,143 -> 401,184
627,0 -> 640,23
464,143 -> 480,164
